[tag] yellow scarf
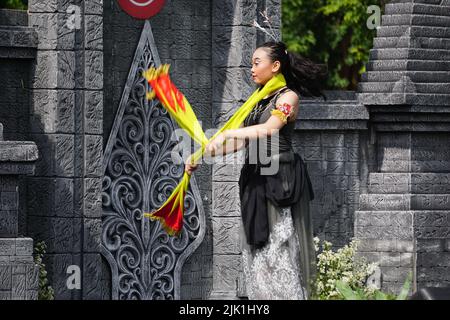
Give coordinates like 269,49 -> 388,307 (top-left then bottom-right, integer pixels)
142,64 -> 287,236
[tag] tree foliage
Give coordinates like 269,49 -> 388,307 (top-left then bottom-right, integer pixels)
282,0 -> 388,90
0,0 -> 27,10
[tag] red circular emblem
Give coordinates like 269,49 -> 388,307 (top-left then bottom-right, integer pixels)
118,0 -> 166,20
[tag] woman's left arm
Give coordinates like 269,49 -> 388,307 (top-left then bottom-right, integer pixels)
206,92 -> 299,154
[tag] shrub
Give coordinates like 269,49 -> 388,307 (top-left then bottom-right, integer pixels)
311,237 -> 378,300
34,241 -> 55,300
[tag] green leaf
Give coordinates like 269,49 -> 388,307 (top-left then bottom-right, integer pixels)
396,272 -> 412,300
374,290 -> 388,300
335,280 -> 362,300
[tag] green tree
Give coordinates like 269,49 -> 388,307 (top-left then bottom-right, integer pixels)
282,0 -> 388,90
0,0 -> 27,10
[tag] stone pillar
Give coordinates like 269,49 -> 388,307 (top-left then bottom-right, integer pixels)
356,0 -> 450,294
210,0 -> 281,299
0,124 -> 40,300
27,0 -> 104,299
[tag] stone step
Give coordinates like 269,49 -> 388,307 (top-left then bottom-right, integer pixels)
373,36 -> 450,50
361,71 -> 450,83
355,209 -> 450,240
377,25 -> 450,39
382,14 -> 450,28
369,48 -> 450,61
300,90 -> 357,102
298,103 -> 368,120
358,92 -> 450,106
355,210 -> 414,228
368,173 -> 450,194
360,194 -> 411,211
360,193 -> 450,211
366,60 -> 450,71
385,3 -> 450,17
358,82 -> 450,94
354,210 -> 414,240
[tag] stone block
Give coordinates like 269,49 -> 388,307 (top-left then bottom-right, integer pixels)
15,238 -> 33,256
0,210 -> 18,237
212,154 -> 243,182
212,255 -> 240,292
0,265 -> 12,290
212,26 -> 255,68
0,239 -> 16,256
85,15 -> 103,50
30,90 -> 75,134
26,264 -> 39,291
29,0 -> 82,13
84,0 -> 102,15
83,178 -> 102,218
212,68 -> 253,103
28,13 -> 76,50
212,0 -> 256,26
85,50 -> 103,90
27,216 -> 81,253
324,176 -> 348,191
212,182 -> 241,217
31,134 -> 74,177
356,251 -> 401,267
44,253 -> 81,300
84,135 -> 103,177
27,178 -> 75,218
11,274 -> 26,300
321,133 -> 345,147
325,162 -> 345,175
0,142 -> 39,162
83,218 -> 101,253
325,147 -> 348,162
212,217 -> 241,254
32,50 -> 75,89
83,253 -> 102,300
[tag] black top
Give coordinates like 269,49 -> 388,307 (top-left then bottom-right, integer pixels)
239,86 -> 315,248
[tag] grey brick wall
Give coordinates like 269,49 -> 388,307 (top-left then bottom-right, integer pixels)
356,0 -> 450,294
292,92 -> 370,248
0,61 -> 31,142
27,0 -> 105,300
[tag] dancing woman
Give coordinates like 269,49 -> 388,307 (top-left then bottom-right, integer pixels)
186,41 -> 327,300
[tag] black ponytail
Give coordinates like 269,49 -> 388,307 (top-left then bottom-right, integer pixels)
259,41 -> 328,99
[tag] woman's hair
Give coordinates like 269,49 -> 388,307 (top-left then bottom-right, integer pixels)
258,41 -> 328,99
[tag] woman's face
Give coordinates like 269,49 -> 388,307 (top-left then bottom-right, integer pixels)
251,47 -> 281,86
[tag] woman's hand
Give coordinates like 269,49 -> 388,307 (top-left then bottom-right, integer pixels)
184,154 -> 199,176
205,132 -> 226,156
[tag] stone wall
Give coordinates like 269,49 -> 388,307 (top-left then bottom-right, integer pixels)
293,92 -> 370,248
356,0 -> 450,294
26,0 -> 105,300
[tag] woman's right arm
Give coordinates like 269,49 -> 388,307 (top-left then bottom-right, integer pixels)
186,124 -> 247,175
205,124 -> 247,157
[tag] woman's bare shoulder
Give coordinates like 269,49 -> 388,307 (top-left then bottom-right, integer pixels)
277,89 -> 299,105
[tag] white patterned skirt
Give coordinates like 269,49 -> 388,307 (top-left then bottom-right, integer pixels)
240,186 -> 316,300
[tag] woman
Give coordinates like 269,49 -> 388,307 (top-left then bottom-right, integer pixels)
185,41 -> 327,300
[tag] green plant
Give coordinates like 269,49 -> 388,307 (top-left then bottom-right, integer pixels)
34,241 -> 55,300
282,0 -> 389,90
0,0 -> 27,10
311,237 -> 378,300
336,272 -> 412,300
